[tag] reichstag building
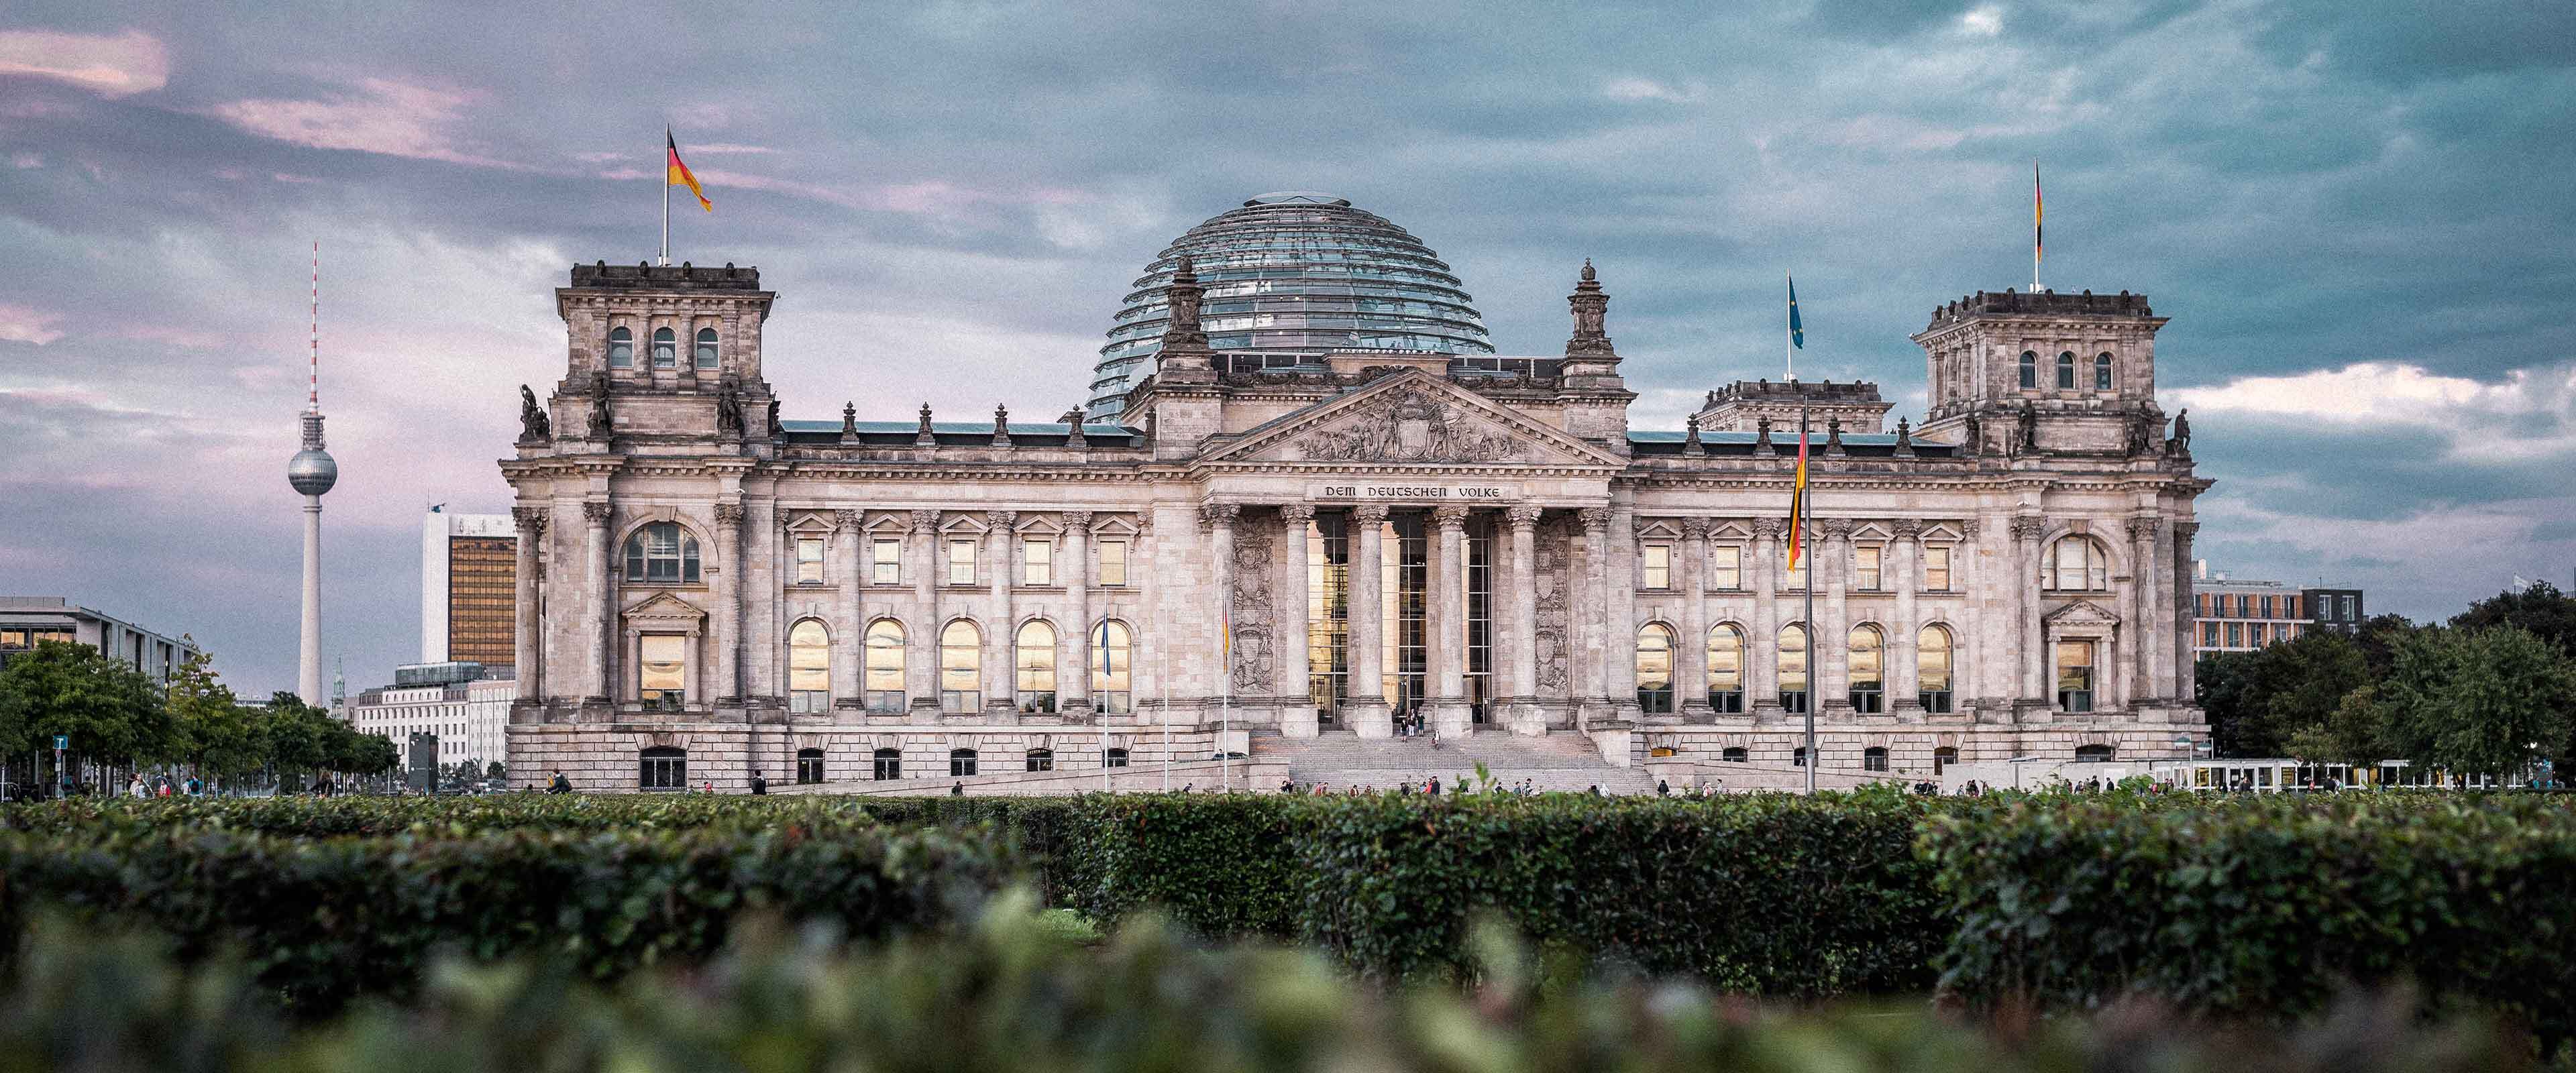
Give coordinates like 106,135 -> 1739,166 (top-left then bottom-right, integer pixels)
502,192 -> 2211,791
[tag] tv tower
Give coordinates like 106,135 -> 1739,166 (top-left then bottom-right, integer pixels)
286,241 -> 337,705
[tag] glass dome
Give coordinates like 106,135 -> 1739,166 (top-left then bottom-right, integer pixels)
1085,193 -> 1493,418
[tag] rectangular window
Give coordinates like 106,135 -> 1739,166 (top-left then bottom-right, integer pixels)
1854,545 -> 1882,591
639,634 -> 687,710
1098,540 -> 1128,586
796,537 -> 824,584
1711,545 -> 1740,590
1024,539 -> 1053,585
947,539 -> 977,585
873,539 -> 901,583
1924,545 -> 1952,591
1642,544 -> 1671,589
2202,622 -> 2218,647
2226,622 -> 2243,648
2342,595 -> 2355,620
0,629 -> 25,649
2055,638 -> 2096,712
1784,547 -> 1807,591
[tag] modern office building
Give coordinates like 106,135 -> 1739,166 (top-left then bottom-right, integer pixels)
0,597 -> 202,679
421,508 -> 519,669
2302,586 -> 2365,635
346,661 -> 513,774
502,192 -> 2210,791
2190,563 -> 2310,655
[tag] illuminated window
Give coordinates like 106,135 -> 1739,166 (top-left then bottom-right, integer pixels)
638,634 -> 686,710
1918,625 -> 1953,713
606,326 -> 633,368
2056,639 -> 2096,712
1016,620 -> 1057,712
1847,624 -> 1884,713
947,539 -> 977,585
1711,545 -> 1740,590
1643,545 -> 1671,589
1924,545 -> 1951,591
864,620 -> 906,712
788,619 -> 830,712
941,620 -> 981,712
1634,624 -> 1674,713
796,537 -> 824,584
1098,540 -> 1128,586
1854,545 -> 1882,591
1091,620 -> 1132,714
873,539 -> 901,583
1024,540 -> 1053,585
1707,624 -> 1744,713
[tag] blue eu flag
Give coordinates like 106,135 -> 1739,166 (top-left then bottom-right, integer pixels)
1788,274 -> 1805,349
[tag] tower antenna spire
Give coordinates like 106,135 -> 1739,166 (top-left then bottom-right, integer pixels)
309,240 -> 321,412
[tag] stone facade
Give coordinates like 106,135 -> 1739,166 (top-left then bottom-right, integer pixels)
504,260 -> 2209,791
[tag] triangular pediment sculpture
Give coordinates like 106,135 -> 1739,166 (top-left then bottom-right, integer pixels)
2043,598 -> 2121,626
622,591 -> 708,626
1205,370 -> 1623,468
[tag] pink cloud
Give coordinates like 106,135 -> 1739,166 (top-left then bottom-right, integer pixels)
0,303 -> 66,345
204,77 -> 525,169
0,27 -> 168,99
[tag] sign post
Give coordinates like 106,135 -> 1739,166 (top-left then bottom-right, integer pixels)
52,734 -> 67,800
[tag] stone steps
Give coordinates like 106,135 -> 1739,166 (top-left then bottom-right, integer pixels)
1255,730 -> 1662,795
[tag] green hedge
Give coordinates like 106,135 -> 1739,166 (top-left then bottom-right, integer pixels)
0,901 -> 2526,1073
1923,793 -> 2576,1051
0,822 -> 1011,1014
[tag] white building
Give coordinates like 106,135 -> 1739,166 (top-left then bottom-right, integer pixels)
347,665 -> 515,775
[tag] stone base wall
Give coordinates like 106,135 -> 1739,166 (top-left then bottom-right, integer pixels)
509,721 -> 1227,794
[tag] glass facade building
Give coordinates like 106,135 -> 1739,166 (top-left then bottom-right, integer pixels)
1085,192 -> 1494,418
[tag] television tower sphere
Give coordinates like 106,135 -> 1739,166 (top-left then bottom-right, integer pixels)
287,413 -> 337,496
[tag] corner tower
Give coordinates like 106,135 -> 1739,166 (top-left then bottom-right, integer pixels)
541,262 -> 777,452
1911,289 -> 2168,455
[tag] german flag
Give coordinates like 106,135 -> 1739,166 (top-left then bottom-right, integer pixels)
1786,408 -> 1811,569
667,129 -> 711,212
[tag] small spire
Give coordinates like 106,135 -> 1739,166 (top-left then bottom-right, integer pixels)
991,404 -> 1012,447
915,402 -> 934,447
1580,257 -> 1595,282
841,401 -> 857,435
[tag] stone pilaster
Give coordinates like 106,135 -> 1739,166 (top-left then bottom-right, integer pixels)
1890,518 -> 1923,712
907,510 -> 938,714
1063,511 -> 1093,716
511,506 -> 547,703
1678,517 -> 1712,719
2125,515 -> 2156,709
1503,505 -> 1542,730
713,502 -> 745,705
985,510 -> 1017,713
1574,507 -> 1611,721
745,498 -> 776,705
1199,503 -> 1237,708
1750,517 -> 1781,710
1348,504 -> 1389,736
834,509 -> 863,710
1278,505 -> 1316,736
1429,504 -> 1470,734
2012,515 -> 2047,706
2173,520 -> 2199,703
582,500 -> 613,705
1819,517 -> 1853,713
1607,502 -> 1638,721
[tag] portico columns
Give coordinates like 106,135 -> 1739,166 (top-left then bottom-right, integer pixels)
1062,512 -> 1093,716
745,498 -> 776,705
1200,504 -> 1237,711
582,500 -> 613,705
713,502 -> 744,705
1429,505 -> 1470,736
1574,508 -> 1611,720
1503,506 -> 1542,729
834,510 -> 862,710
511,506 -> 546,702
1606,502 -> 1639,720
1678,518 -> 1712,720
1278,505 -> 1316,736
1347,504 -> 1389,737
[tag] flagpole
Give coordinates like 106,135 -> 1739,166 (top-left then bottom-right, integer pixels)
2031,160 -> 2041,293
1099,622 -> 1112,793
1784,271 -> 1794,382
1801,402 -> 1816,796
659,154 -> 671,266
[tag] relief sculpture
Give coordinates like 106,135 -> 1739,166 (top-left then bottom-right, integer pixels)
1532,520 -> 1571,694
1295,385 -> 1517,463
1230,526 -> 1275,693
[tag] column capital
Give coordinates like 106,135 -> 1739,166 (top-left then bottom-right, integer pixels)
1352,503 -> 1390,525
1960,517 -> 1982,539
984,510 -> 1018,532
908,509 -> 939,533
1504,504 -> 1543,529
833,509 -> 861,532
1432,504 -> 1470,530
1063,510 -> 1095,530
512,506 -> 549,534
1890,518 -> 1924,541
2173,520 -> 2199,543
1197,502 -> 1240,530
1280,503 -> 1316,525
1680,517 -> 1712,541
1577,506 -> 1610,532
1752,516 -> 1781,539
1819,517 -> 1854,540
582,500 -> 612,524
713,502 -> 745,527
2010,515 -> 2047,543
2126,515 -> 2159,542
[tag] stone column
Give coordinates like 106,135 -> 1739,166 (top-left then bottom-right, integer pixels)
1890,519 -> 1922,712
985,511 -> 1017,713
1749,518 -> 1780,709
908,510 -> 938,714
2012,516 -> 2047,704
511,506 -> 547,702
1278,505 -> 1316,736
582,500 -> 613,704
1062,512 -> 1093,716
1503,506 -> 1542,715
1607,502 -> 1639,720
1429,505 -> 1470,735
1820,518 -> 1852,713
834,510 -> 863,710
1199,504 -> 1237,709
2116,516 -> 2151,710
1960,518 -> 1986,710
1347,504 -> 1389,736
1574,508 -> 1611,718
2173,521 -> 2199,703
713,502 -> 744,705
745,498 -> 776,705
1678,518 -> 1712,720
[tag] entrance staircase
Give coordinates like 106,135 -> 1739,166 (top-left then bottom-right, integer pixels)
1252,729 -> 1660,795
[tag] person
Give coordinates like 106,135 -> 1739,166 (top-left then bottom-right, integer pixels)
702,780 -> 714,795
1587,784 -> 1601,797
1428,775 -> 1442,797
548,770 -> 572,794
1281,779 -> 1295,794
950,781 -> 965,797
751,770 -> 768,795
127,775 -> 146,799
1656,779 -> 1670,797
186,776 -> 203,796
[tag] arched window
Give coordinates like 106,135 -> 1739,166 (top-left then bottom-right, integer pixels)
606,325 -> 633,368
1016,620 -> 1057,712
651,326 -> 676,368
795,747 -> 824,785
949,748 -> 978,777
1635,624 -> 1674,714
864,620 -> 906,712
2018,351 -> 2037,389
624,522 -> 701,583
2045,536 -> 2109,591
788,620 -> 830,712
1863,746 -> 1889,772
1092,620 -> 1133,714
941,620 -> 982,712
872,747 -> 902,781
1918,625 -> 1954,713
694,327 -> 718,369
1847,624 -> 1884,713
2055,351 -> 2076,389
1706,624 -> 1744,713
1025,748 -> 1054,772
2074,744 -> 2114,761
639,746 -> 686,791
2093,351 -> 2113,390
1721,746 -> 1748,763
1933,746 -> 1957,776
1778,624 -> 1809,714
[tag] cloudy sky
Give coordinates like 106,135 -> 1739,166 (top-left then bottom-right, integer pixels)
3,1 -> 2570,697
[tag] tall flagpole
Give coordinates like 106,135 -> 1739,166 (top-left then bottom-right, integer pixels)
1784,271 -> 1794,381
2031,160 -> 2041,293
659,127 -> 672,266
1801,402 -> 1816,796
1099,622 -> 1112,793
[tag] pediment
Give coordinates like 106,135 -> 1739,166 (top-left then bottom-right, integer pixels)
622,591 -> 708,626
2043,599 -> 2120,626
1205,371 -> 1625,468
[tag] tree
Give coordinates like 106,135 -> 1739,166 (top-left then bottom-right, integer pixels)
2452,581 -> 2576,657
0,640 -> 168,783
259,691 -> 335,781
2383,626 -> 2576,780
166,649 -> 262,779
2196,631 -> 2371,758
486,760 -> 506,782
2286,684 -> 2396,769
2351,613 -> 2418,681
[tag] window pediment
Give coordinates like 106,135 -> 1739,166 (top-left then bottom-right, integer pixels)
2043,598 -> 2120,627
623,592 -> 708,628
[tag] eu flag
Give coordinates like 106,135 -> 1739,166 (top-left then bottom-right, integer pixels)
1788,274 -> 1805,349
